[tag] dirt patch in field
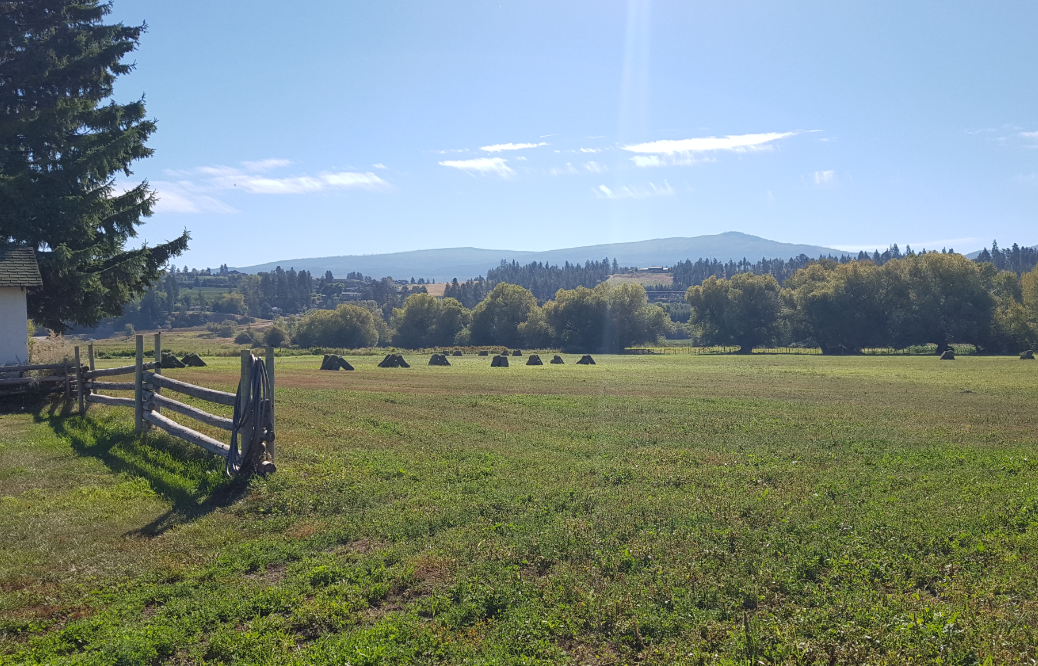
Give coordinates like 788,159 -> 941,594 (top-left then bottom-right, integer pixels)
245,563 -> 287,585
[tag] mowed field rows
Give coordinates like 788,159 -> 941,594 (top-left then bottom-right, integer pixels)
1,354 -> 1037,664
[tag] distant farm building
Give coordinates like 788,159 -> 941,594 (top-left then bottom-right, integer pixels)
0,247 -> 43,365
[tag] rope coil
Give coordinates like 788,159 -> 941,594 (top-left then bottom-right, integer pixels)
227,354 -> 275,477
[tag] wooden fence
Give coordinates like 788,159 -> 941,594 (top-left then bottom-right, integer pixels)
1,333 -> 276,476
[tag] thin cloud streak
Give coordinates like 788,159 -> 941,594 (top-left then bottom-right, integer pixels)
480,142 -> 547,152
152,181 -> 240,214
151,159 -> 389,213
623,131 -> 801,167
439,157 -> 516,178
594,181 -> 674,199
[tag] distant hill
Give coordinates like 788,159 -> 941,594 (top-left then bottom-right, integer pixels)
234,232 -> 847,282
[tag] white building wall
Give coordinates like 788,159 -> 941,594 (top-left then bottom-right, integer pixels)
0,287 -> 29,366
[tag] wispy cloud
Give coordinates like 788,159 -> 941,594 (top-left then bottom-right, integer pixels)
439,157 -> 516,179
239,158 -> 293,172
151,159 -> 389,213
1022,131 -> 1038,139
480,142 -> 547,152
580,148 -> 603,153
151,181 -> 240,214
594,181 -> 674,199
813,170 -> 836,185
623,132 -> 800,167
584,161 -> 608,174
547,163 -> 578,176
373,163 -> 388,169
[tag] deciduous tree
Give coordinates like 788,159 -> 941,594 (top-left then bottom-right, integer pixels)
685,273 -> 781,353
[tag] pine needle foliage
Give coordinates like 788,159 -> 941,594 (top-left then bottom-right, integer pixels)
0,0 -> 189,332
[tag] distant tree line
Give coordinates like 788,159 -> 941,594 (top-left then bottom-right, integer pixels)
687,252 -> 1038,354
445,258 -> 630,306
974,240 -> 1038,276
293,281 -> 670,353
76,240 -> 1038,354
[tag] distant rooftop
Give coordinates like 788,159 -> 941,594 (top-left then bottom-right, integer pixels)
0,247 -> 42,288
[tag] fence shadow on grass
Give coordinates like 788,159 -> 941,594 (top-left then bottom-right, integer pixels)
22,396 -> 250,537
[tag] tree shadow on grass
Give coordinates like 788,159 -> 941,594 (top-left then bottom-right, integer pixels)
18,395 -> 250,537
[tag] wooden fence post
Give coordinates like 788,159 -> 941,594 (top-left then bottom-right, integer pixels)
86,342 -> 95,409
74,346 -> 83,414
153,332 -> 162,414
239,350 -> 254,463
265,344 -> 275,460
135,334 -> 144,433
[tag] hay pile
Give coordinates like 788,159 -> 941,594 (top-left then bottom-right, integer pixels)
378,354 -> 410,368
182,353 -> 206,367
576,354 -> 596,365
498,350 -> 509,356
550,355 -> 564,364
452,350 -> 463,357
526,354 -> 542,365
478,350 -> 489,356
429,353 -> 451,366
320,354 -> 354,370
160,352 -> 186,369
939,350 -> 955,360
490,355 -> 509,367
512,349 -> 522,356
1021,350 -> 1035,360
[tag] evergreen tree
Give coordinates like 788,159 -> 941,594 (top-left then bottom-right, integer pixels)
0,0 -> 188,331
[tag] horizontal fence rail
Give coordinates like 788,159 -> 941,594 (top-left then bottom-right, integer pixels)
144,372 -> 237,406
86,394 -> 135,408
85,362 -> 158,378
75,334 -> 276,477
147,393 -> 234,431
91,381 -> 135,391
142,410 -> 230,457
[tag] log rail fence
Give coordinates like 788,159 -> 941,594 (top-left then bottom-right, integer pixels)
1,334 -> 276,477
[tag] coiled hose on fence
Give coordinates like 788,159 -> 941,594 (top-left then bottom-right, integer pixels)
227,354 -> 275,477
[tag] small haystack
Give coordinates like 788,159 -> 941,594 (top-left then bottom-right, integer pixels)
1021,350 -> 1035,360
452,350 -> 463,356
320,354 -> 354,370
182,353 -> 207,367
499,350 -> 509,356
550,355 -> 564,364
512,349 -> 522,356
429,353 -> 451,366
576,354 -> 596,365
490,355 -> 509,367
478,350 -> 489,356
160,352 -> 186,369
379,353 -> 410,368
526,354 -> 542,365
939,350 -> 955,360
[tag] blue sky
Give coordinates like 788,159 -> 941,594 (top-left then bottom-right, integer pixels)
109,0 -> 1038,269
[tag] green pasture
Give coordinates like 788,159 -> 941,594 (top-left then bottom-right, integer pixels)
1,353 -> 1037,664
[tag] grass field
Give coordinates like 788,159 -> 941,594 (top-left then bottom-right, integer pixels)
1,353 -> 1037,664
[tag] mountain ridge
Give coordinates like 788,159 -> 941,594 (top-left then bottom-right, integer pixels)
234,232 -> 849,281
